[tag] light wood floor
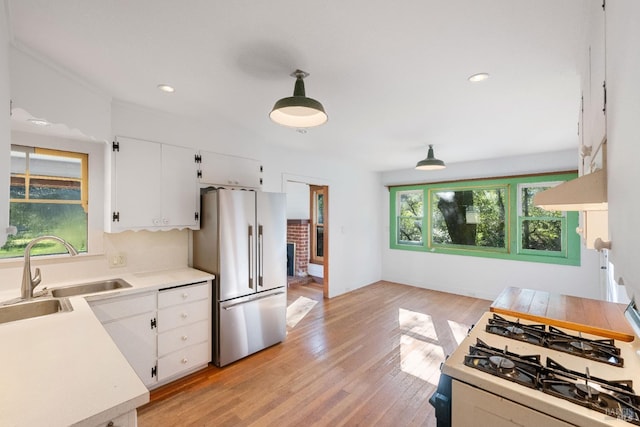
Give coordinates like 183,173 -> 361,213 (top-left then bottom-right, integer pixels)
138,281 -> 490,426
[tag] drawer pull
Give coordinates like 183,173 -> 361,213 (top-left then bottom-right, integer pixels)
181,335 -> 188,341
181,313 -> 188,319
182,293 -> 188,299
181,358 -> 188,364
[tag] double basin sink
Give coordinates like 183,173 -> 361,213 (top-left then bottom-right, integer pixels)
0,278 -> 131,325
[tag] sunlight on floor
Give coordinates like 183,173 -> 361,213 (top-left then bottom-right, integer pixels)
399,334 -> 445,384
448,319 -> 471,345
398,308 -> 438,340
398,308 -> 445,385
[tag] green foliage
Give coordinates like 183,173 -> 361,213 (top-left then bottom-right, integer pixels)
397,191 -> 423,244
0,202 -> 87,258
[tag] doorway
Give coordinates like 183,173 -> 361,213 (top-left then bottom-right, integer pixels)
284,176 -> 329,299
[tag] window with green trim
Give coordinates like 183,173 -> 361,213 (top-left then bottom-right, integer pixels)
517,182 -> 565,257
396,189 -> 424,246
431,186 -> 508,251
389,172 -> 580,266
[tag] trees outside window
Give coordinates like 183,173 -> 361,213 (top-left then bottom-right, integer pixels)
396,190 -> 423,245
431,187 -> 507,250
518,183 -> 565,255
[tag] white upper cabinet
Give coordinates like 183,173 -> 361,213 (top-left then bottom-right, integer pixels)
107,136 -> 199,232
198,151 -> 262,189
585,0 -> 606,157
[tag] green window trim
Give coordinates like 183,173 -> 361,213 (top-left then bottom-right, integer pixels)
389,172 -> 580,266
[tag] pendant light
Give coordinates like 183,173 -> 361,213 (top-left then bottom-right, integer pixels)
270,69 -> 328,128
415,145 -> 446,170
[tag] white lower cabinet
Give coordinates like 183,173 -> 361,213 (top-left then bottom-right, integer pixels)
95,409 -> 137,427
452,381 -> 572,427
90,292 -> 157,387
157,282 -> 211,383
89,280 -> 212,390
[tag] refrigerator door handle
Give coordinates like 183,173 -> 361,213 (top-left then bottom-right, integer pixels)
222,291 -> 286,310
248,225 -> 254,289
258,225 -> 264,287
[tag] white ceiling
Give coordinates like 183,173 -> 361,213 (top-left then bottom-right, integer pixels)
6,0 -> 586,172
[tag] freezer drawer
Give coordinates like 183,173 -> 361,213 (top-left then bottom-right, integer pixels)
216,289 -> 286,367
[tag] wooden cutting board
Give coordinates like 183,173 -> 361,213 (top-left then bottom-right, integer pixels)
490,286 -> 635,342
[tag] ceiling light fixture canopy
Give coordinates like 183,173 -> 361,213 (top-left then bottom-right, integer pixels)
157,84 -> 175,93
468,72 -> 490,82
270,69 -> 328,128
415,145 -> 446,170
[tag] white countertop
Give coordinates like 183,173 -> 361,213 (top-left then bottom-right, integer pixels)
0,267 -> 214,427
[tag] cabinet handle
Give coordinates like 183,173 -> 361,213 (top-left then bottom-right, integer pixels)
181,335 -> 188,341
182,293 -> 188,299
163,218 -> 169,225
181,313 -> 188,319
181,358 -> 188,364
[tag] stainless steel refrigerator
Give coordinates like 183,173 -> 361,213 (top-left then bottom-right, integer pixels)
192,188 -> 287,367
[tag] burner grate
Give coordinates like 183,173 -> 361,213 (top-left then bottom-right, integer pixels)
542,359 -> 640,425
486,314 -> 624,367
463,338 -> 542,389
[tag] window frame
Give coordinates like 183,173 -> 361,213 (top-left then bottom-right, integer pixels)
395,188 -> 426,247
389,172 -> 580,266
429,183 -> 510,254
1,131 -> 105,262
309,185 -> 327,265
517,181 -> 567,258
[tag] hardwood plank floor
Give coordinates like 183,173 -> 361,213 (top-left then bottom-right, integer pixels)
138,281 -> 490,426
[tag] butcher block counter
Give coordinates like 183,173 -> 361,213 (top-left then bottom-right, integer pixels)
490,286 -> 635,342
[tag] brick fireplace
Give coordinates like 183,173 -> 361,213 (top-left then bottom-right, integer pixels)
287,219 -> 309,277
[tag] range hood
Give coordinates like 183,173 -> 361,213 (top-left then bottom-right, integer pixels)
533,168 -> 607,211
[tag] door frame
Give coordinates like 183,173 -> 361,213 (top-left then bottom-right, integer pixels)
282,174 -> 330,298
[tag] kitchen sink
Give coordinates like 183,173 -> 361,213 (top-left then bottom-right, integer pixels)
51,278 -> 132,297
0,298 -> 73,325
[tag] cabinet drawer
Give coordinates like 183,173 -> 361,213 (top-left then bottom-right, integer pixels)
157,341 -> 210,382
96,409 -> 136,427
158,299 -> 209,332
158,320 -> 209,357
158,282 -> 209,309
90,292 -> 156,323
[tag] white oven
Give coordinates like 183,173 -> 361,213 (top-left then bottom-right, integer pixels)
431,304 -> 640,427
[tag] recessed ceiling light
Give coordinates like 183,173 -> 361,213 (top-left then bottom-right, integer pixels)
27,118 -> 50,126
157,84 -> 175,93
468,73 -> 490,82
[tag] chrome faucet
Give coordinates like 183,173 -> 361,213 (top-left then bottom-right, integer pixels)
21,236 -> 78,301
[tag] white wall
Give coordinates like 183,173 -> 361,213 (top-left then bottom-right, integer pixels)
606,0 -> 640,303
381,150 -> 602,301
0,4 -> 10,247
285,181 -> 309,220
10,46 -> 111,142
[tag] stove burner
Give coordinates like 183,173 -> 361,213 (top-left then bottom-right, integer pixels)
506,325 -> 525,336
489,355 -> 515,372
463,339 -> 542,389
570,341 -> 594,353
575,383 -> 600,400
